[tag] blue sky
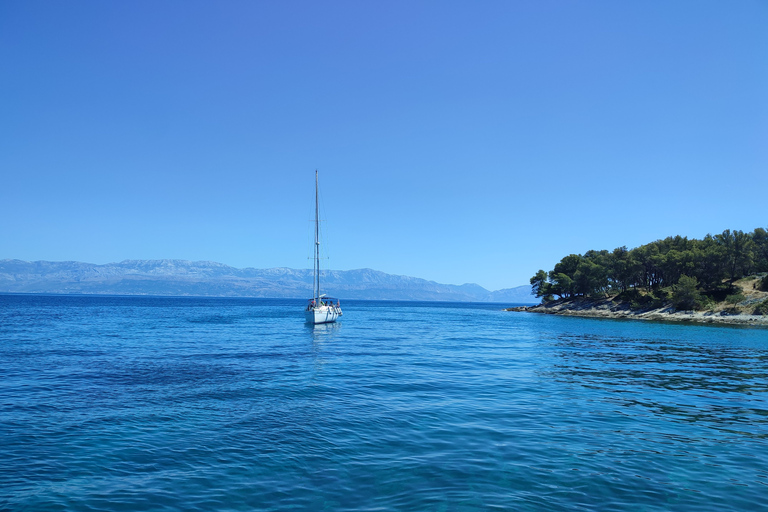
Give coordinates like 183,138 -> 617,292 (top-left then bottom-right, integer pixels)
1,1 -> 766,291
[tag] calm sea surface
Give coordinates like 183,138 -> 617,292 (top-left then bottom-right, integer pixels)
1,295 -> 767,511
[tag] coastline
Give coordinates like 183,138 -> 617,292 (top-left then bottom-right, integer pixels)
507,297 -> 768,327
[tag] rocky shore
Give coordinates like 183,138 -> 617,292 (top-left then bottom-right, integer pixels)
508,299 -> 767,327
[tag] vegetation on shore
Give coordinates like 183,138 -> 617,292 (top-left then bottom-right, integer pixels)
529,228 -> 768,316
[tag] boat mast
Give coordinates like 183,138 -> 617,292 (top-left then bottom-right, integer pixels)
314,169 -> 320,305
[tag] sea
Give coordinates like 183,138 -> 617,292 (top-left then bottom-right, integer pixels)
1,294 -> 767,511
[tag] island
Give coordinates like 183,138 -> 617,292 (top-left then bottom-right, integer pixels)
510,228 -> 768,327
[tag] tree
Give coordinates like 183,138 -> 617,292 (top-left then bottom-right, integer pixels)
574,258 -> 608,297
548,272 -> 574,299
752,227 -> 768,272
632,243 -> 662,290
530,270 -> 550,298
610,246 -> 640,292
672,275 -> 701,311
694,235 -> 726,290
526,226 -> 765,305
716,229 -> 755,284
553,254 -> 582,279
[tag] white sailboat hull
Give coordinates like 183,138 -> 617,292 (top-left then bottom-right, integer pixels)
305,305 -> 341,325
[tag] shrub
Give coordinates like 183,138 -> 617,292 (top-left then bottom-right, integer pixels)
617,289 -> 641,302
725,293 -> 746,305
627,292 -> 667,310
759,275 -> 768,292
754,299 -> 768,316
629,293 -> 653,310
698,295 -> 716,311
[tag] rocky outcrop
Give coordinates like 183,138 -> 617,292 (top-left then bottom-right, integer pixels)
508,294 -> 768,327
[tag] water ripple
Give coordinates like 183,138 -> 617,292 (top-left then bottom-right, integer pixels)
1,296 -> 767,511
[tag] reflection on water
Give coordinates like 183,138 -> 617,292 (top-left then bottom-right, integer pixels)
307,320 -> 342,347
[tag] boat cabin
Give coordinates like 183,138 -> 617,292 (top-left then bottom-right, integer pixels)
307,297 -> 340,310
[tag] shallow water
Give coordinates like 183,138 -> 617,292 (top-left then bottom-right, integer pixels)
1,295 -> 767,511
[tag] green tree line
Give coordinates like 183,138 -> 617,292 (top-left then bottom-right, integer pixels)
530,227 -> 768,302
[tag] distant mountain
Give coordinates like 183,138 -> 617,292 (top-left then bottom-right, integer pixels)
0,259 -> 536,303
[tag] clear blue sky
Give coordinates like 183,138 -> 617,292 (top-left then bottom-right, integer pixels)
1,1 -> 766,291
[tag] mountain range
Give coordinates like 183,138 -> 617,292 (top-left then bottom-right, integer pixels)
0,259 -> 535,303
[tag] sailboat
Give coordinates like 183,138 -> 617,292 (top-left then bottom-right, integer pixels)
305,170 -> 342,324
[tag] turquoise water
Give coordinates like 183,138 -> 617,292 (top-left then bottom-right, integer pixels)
1,295 -> 767,511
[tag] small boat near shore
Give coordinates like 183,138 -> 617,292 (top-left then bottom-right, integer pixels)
305,170 -> 342,325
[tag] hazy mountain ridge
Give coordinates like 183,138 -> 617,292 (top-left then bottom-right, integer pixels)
0,259 -> 535,303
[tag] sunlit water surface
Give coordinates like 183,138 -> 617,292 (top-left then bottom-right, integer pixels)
1,295 -> 767,511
